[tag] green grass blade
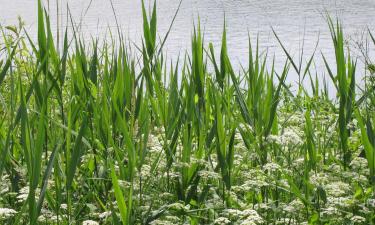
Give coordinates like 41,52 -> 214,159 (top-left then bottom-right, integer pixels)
111,164 -> 128,225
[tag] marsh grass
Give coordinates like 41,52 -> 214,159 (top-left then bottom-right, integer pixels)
0,1 -> 374,224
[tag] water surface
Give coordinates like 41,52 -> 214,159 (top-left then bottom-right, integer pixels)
1,0 -> 375,86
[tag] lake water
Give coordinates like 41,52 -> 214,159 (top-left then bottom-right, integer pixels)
1,0 -> 375,86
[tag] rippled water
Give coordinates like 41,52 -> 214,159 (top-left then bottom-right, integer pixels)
1,0 -> 375,84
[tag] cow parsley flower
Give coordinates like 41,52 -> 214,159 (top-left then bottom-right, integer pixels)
327,196 -> 351,208
222,208 -> 242,219
150,220 -> 174,225
168,202 -> 186,211
310,172 -> 329,186
292,157 -> 305,168
367,198 -> 375,207
99,211 -> 111,219
280,128 -> 303,146
0,208 -> 17,219
140,164 -> 151,177
148,134 -> 163,152
321,206 -> 341,217
240,220 -> 257,225
266,135 -> 281,144
60,204 -> 67,210
198,170 -> 220,180
17,186 -> 32,203
263,162 -> 281,172
214,217 -> 231,225
350,215 -> 366,223
325,181 -> 351,197
284,199 -> 304,214
350,157 -> 368,171
164,215 -> 180,223
241,209 -> 263,224
82,220 -> 99,225
275,217 -> 297,225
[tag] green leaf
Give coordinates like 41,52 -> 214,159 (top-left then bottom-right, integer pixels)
66,115 -> 88,189
111,164 -> 128,225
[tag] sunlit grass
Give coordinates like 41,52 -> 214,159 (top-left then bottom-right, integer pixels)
0,0 -> 374,224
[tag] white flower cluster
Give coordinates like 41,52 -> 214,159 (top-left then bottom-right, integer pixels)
148,134 -> 163,153
0,175 -> 10,196
17,186 -> 40,203
240,209 -> 264,224
98,211 -> 111,219
222,208 -> 242,220
350,215 -> 366,223
327,163 -> 342,174
214,207 -> 264,224
283,199 -> 304,214
275,217 -> 299,225
140,164 -> 152,178
149,219 -> 175,225
37,209 -> 66,223
288,113 -> 305,125
262,162 -> 281,173
242,178 -> 269,191
368,198 -> 375,207
292,157 -> 305,169
82,220 -> 99,225
321,206 -> 341,217
164,215 -> 180,223
214,217 -> 231,225
240,218 -> 257,225
324,181 -> 351,197
0,208 -> 17,219
350,157 -> 368,171
280,128 -> 304,146
167,202 -> 189,211
327,196 -> 351,208
198,170 -> 220,180
240,170 -> 269,191
347,119 -> 358,130
309,172 -> 329,186
267,127 -> 303,146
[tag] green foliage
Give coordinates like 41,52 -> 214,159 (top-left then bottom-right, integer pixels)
324,17 -> 356,169
0,1 -> 374,224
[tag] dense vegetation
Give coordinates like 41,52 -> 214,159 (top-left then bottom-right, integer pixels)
0,1 -> 375,224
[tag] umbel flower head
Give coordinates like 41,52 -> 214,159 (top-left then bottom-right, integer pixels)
0,208 -> 17,219
82,220 -> 99,225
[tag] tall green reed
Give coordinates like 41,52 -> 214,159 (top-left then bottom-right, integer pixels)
323,17 -> 356,169
230,37 -> 288,166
